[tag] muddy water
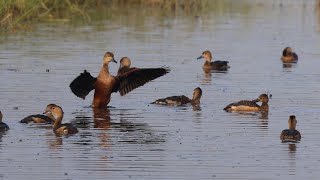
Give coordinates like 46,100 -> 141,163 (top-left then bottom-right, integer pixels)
1,0 -> 320,179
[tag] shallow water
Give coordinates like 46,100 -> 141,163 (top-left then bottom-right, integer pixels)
1,0 -> 320,179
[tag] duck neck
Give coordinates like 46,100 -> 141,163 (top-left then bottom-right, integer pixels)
288,123 -> 296,130
260,102 -> 269,111
53,114 -> 63,130
101,63 -> 110,74
192,98 -> 200,105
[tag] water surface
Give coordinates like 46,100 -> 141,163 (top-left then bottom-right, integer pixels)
1,1 -> 320,179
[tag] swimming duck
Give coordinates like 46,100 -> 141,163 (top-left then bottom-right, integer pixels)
70,52 -> 170,108
223,94 -> 269,112
280,115 -> 301,142
20,104 -> 55,124
152,87 -> 202,105
43,104 -> 78,135
197,50 -> 230,71
281,47 -> 298,63
0,111 -> 9,131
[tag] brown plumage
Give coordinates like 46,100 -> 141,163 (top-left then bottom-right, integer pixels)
44,104 -> 78,135
197,50 -> 230,71
117,57 -> 132,76
223,94 -> 269,112
152,87 -> 202,106
0,111 -> 9,132
280,115 -> 301,142
20,104 -> 55,124
281,47 -> 298,63
70,52 -> 170,108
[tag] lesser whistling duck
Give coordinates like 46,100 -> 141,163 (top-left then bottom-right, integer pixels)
20,104 -> 55,124
197,50 -> 230,71
281,47 -> 298,63
223,94 -> 269,112
43,104 -> 78,135
117,57 -> 132,76
0,111 -> 9,131
152,87 -> 202,106
70,52 -> 170,108
280,115 -> 301,142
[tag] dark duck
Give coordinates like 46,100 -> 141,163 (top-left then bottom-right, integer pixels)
197,50 -> 230,71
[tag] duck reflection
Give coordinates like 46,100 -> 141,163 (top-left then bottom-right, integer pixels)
47,135 -> 63,150
113,109 -> 165,144
92,107 -> 111,150
93,107 -> 111,129
287,143 -> 297,175
201,68 -> 229,85
282,62 -> 297,69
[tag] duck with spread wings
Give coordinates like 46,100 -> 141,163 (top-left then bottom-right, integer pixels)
70,52 -> 170,108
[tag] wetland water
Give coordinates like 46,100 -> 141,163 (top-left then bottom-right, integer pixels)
1,0 -> 320,179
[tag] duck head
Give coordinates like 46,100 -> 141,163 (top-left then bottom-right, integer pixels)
288,115 -> 297,130
253,94 -> 269,103
44,104 -> 64,122
282,47 -> 293,56
119,57 -> 131,68
197,50 -> 212,62
103,52 -> 117,65
192,87 -> 202,103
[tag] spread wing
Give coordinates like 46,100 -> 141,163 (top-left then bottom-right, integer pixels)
113,67 -> 170,96
69,70 -> 97,99
117,67 -> 133,76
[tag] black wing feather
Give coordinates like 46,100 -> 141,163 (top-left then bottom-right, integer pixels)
69,70 -> 97,99
20,114 -> 54,124
113,67 -> 170,96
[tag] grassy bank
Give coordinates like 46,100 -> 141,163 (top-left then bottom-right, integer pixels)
0,0 -> 95,31
0,0 -> 212,31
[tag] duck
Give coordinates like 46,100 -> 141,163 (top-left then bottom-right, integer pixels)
117,57 -> 132,76
197,50 -> 230,71
223,94 -> 269,112
43,104 -> 78,135
281,47 -> 298,63
0,111 -> 9,131
151,87 -> 202,105
280,115 -> 301,142
69,52 -> 170,108
20,104 -> 55,124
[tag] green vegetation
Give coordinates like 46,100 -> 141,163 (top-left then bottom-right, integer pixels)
0,0 -> 96,31
0,0 -> 262,32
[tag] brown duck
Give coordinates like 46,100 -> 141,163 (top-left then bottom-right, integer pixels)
152,87 -> 202,106
281,47 -> 298,63
223,94 -> 269,112
44,104 -> 78,135
0,111 -> 9,131
280,115 -> 301,142
70,52 -> 170,108
197,50 -> 230,71
20,104 -> 55,124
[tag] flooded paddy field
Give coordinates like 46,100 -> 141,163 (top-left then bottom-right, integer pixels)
1,0 -> 320,179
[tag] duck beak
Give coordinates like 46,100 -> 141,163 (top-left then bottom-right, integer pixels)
43,110 -> 51,115
253,98 -> 260,102
112,58 -> 117,63
197,55 -> 204,60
